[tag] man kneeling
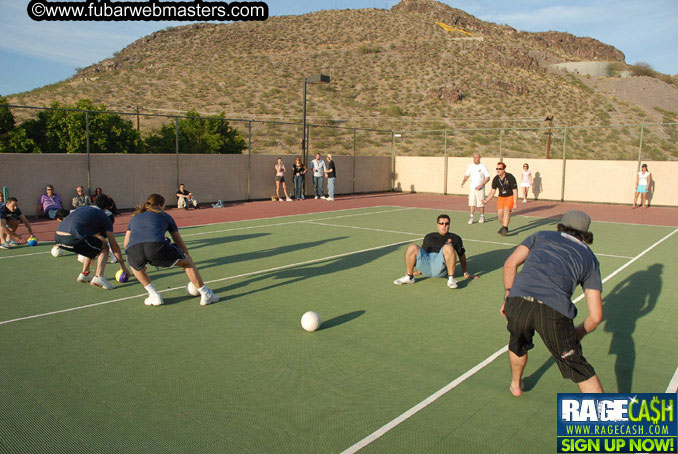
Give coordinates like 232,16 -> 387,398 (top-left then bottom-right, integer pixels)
394,214 -> 477,289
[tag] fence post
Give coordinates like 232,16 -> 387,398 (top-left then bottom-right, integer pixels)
353,128 -> 357,195
85,110 -> 91,195
174,117 -> 180,188
499,129 -> 503,161
561,128 -> 567,202
391,132 -> 395,191
248,120 -> 252,201
637,124 -> 644,171
443,130 -> 448,195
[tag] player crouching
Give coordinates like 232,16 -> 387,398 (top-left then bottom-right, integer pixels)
124,194 -> 218,307
393,214 -> 477,289
54,195 -> 128,289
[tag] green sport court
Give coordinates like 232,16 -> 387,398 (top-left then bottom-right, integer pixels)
1,204 -> 677,453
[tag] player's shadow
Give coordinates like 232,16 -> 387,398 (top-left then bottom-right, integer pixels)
602,263 -> 662,392
185,232 -> 270,250
462,247 -> 514,281
506,215 -> 559,236
320,310 -> 365,330
213,243 -> 400,300
523,357 -> 556,391
514,204 -> 558,216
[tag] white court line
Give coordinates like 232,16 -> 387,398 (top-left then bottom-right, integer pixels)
340,227 -> 678,454
304,221 -> 632,259
0,207 -> 414,261
666,367 -> 678,393
0,238 -> 419,326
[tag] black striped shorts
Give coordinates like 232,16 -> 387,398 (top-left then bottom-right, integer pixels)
505,296 -> 596,383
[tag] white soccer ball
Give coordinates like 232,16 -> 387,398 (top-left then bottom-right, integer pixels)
301,311 -> 322,332
187,281 -> 200,296
51,245 -> 63,257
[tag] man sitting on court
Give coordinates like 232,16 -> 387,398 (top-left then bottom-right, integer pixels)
394,214 -> 477,289
1,197 -> 35,249
176,184 -> 199,210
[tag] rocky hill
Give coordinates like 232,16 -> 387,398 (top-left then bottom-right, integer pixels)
6,0 -> 677,159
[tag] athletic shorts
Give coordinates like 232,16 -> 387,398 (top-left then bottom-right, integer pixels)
505,296 -> 596,383
55,233 -> 103,259
497,196 -> 514,212
520,182 -> 530,188
415,246 -> 448,278
468,188 -> 485,207
126,241 -> 185,271
275,176 -> 285,183
636,184 -> 647,194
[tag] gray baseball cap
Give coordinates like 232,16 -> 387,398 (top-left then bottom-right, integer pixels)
561,210 -> 591,232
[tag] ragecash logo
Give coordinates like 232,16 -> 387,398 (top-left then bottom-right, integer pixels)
557,393 -> 677,453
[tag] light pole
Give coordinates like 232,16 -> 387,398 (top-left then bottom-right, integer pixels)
302,74 -> 330,193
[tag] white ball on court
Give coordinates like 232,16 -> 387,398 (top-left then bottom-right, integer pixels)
301,311 -> 322,332
187,281 -> 200,296
51,245 -> 63,257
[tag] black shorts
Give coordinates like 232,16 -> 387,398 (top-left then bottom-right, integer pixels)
55,233 -> 103,259
126,241 -> 185,271
275,176 -> 285,182
505,296 -> 596,383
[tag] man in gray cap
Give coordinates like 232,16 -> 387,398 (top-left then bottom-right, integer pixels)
501,210 -> 603,396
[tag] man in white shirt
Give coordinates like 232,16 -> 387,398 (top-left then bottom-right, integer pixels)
310,153 -> 327,199
460,153 -> 490,224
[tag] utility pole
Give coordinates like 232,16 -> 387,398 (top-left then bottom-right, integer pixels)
136,105 -> 140,132
545,115 -> 553,159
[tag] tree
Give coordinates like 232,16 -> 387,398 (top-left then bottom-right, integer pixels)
145,110 -> 246,154
0,96 -> 15,135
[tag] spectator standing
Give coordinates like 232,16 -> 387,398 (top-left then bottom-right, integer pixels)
325,154 -> 336,201
310,153 -> 326,199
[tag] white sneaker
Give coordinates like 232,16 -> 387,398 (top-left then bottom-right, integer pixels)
0,242 -> 10,249
393,275 -> 415,285
314,196 -> 319,199
522,199 -> 527,203
301,195 -> 305,200
9,239 -> 18,246
77,272 -> 92,283
327,198 -> 335,201
200,288 -> 219,306
320,196 -> 326,200
447,277 -> 458,289
467,217 -> 474,225
144,293 -> 164,306
479,216 -> 485,224
109,254 -> 118,263
90,275 -> 115,290
286,197 -> 293,202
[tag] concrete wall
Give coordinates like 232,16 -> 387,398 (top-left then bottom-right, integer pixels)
0,154 -> 391,216
395,156 -> 677,207
550,61 -> 611,77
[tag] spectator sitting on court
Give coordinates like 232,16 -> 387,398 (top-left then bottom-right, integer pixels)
36,184 -> 64,219
91,187 -> 120,217
393,214 -> 478,289
54,194 -> 128,290
1,197 -> 35,249
177,184 -> 199,210
501,210 -> 603,396
71,185 -> 92,210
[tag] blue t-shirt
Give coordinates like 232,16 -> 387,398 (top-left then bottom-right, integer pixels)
126,211 -> 178,247
57,206 -> 113,239
508,230 -> 602,319
0,204 -> 22,221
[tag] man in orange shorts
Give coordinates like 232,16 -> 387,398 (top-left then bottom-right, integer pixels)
483,162 -> 518,236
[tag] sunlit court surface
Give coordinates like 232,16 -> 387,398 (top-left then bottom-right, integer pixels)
1,193 -> 677,453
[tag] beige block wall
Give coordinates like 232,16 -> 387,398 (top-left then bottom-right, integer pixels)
395,156 -> 445,193
563,160 -> 638,204
2,154 -> 391,216
641,161 -> 678,206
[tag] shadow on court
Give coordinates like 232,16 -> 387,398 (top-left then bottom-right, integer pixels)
602,264 -> 662,392
320,310 -> 365,330
506,215 -> 559,236
515,204 -> 558,216
186,232 -> 270,250
214,243 -> 400,301
523,357 -> 556,391
462,247 -> 514,281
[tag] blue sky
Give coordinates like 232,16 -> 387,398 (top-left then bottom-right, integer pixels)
1,0 -> 676,96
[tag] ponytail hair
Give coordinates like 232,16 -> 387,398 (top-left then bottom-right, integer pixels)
134,194 -> 165,215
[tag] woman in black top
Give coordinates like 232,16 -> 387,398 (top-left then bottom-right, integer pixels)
292,157 -> 307,200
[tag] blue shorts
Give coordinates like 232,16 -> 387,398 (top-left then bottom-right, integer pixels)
636,184 -> 647,194
415,247 -> 448,278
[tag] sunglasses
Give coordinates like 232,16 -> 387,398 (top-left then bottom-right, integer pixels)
438,222 -> 450,225
496,168 -> 504,170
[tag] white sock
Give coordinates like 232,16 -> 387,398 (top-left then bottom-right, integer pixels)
144,283 -> 159,296
198,285 -> 209,294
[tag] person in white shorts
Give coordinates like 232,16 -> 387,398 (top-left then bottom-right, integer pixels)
520,163 -> 532,203
461,153 -> 490,224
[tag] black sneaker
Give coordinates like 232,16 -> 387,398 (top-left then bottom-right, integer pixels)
500,227 -> 509,236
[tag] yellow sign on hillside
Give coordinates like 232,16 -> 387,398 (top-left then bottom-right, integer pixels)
436,22 -> 473,36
